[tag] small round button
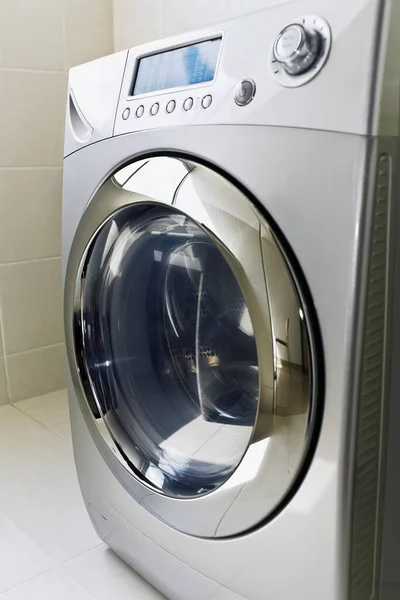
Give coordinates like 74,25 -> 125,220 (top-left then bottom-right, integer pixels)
201,95 -> 212,109
166,100 -> 176,114
122,108 -> 130,120
150,102 -> 159,116
234,80 -> 256,107
183,97 -> 194,111
136,105 -> 144,119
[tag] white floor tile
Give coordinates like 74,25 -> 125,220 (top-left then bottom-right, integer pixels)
0,473 -> 101,564
0,510 -> 54,594
14,389 -> 72,442
0,569 -> 93,599
63,545 -> 166,600
0,405 -> 74,502
14,389 -> 69,429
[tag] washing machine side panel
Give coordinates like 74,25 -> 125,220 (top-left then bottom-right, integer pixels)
381,191 -> 400,594
64,126 -> 374,600
346,137 -> 398,600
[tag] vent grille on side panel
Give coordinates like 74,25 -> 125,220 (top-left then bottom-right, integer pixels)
350,154 -> 391,600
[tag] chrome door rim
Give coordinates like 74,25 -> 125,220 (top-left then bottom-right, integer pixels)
64,153 -> 324,538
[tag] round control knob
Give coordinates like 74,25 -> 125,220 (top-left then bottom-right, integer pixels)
273,23 -> 322,76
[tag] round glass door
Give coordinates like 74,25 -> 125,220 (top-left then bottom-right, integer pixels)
80,204 -> 259,497
70,155 -> 320,523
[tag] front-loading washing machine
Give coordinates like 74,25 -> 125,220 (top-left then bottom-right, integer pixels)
63,1 -> 400,599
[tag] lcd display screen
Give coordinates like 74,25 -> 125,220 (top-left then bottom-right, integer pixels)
132,37 -> 222,96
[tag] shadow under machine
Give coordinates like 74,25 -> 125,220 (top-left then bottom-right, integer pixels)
62,1 -> 400,599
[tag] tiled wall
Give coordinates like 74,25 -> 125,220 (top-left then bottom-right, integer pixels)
0,0 -> 114,405
113,0 -> 285,50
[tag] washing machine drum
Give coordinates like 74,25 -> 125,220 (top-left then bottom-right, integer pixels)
70,156 -> 321,528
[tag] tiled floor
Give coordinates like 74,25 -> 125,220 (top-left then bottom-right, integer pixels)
0,390 -> 165,599
1,391 -> 399,600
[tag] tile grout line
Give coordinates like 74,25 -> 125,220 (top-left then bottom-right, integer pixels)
59,545 -> 106,600
0,166 -> 62,171
0,256 -> 61,268
0,67 -> 67,75
5,341 -> 65,360
0,565 -> 58,597
61,0 -> 69,73
0,299 -> 11,404
0,465 -> 76,508
46,423 -> 73,444
59,568 -> 97,600
0,507 -> 57,595
60,542 -> 104,568
11,401 -> 73,445
0,165 -> 62,169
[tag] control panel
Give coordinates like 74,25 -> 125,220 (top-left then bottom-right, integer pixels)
104,2 -> 378,138
114,10 -> 336,138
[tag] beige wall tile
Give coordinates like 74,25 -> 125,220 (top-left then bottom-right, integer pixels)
113,0 -> 288,52
0,0 -> 114,396
0,0 -> 64,71
0,169 -> 62,264
113,0 -> 162,50
0,258 -> 63,355
0,71 -> 67,168
65,0 -> 114,68
0,358 -> 9,406
161,0 -> 230,37
6,343 -> 66,402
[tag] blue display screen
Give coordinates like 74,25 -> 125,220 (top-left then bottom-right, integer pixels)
132,37 -> 222,96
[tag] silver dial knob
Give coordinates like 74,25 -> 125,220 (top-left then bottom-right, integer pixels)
273,23 -> 322,76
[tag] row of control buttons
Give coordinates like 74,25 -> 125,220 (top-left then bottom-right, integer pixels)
122,95 -> 213,121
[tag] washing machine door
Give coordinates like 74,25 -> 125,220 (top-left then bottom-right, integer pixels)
65,155 -> 322,537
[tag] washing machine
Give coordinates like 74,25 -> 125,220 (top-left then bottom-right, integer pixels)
63,1 -> 400,599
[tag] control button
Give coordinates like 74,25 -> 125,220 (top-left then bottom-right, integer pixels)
234,80 -> 256,107
122,108 -> 130,120
273,23 -> 322,75
136,105 -> 144,119
166,100 -> 176,114
183,97 -> 194,111
202,95 -> 212,109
